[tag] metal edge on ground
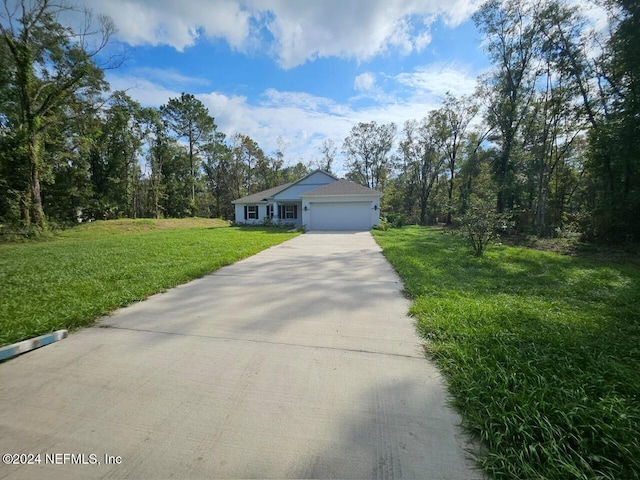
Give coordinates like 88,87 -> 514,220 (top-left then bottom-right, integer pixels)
0,330 -> 68,362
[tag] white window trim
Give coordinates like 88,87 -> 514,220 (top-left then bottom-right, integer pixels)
248,205 -> 258,219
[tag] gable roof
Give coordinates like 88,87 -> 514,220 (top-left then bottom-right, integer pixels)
231,183 -> 292,204
270,169 -> 338,199
301,179 -> 383,197
231,170 -> 338,203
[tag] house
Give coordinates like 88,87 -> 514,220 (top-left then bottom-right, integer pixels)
232,170 -> 383,231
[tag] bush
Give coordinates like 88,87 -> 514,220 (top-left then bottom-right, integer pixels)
385,212 -> 407,228
458,196 -> 512,256
374,218 -> 391,231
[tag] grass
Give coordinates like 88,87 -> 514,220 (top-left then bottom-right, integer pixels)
0,218 -> 299,347
372,226 -> 640,480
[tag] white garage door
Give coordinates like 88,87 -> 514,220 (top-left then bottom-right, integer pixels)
309,202 -> 371,231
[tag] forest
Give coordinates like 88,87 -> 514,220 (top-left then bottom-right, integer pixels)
0,0 -> 638,243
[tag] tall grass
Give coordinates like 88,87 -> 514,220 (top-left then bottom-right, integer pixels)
0,219 -> 298,347
373,226 -> 640,480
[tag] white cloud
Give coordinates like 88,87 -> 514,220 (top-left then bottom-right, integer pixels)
568,0 -> 609,34
257,0 -> 485,67
108,61 -> 480,175
84,0 -> 482,67
91,0 -> 252,51
261,89 -> 348,115
107,73 -> 181,107
198,89 -> 354,166
354,72 -> 376,92
130,67 -> 210,88
395,63 -> 478,98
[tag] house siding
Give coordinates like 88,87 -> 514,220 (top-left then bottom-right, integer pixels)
234,202 -> 303,226
234,203 -> 264,225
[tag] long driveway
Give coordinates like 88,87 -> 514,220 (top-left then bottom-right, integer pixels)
0,232 -> 481,479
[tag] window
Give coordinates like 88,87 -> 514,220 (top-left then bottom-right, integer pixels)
277,205 -> 297,219
245,205 -> 258,220
284,205 -> 297,219
284,205 -> 296,219
266,205 -> 274,218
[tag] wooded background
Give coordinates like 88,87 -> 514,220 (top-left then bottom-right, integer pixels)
1,0 -> 638,242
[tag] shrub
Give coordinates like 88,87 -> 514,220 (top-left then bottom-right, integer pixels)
458,195 -> 512,256
385,212 -> 407,228
374,218 -> 391,231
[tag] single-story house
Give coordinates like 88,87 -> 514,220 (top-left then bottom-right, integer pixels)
232,170 -> 383,231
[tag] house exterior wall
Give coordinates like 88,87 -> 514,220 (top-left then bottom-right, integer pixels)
234,202 -> 302,226
234,203 -> 265,225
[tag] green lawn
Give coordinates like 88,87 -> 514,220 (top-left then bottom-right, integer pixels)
0,219 -> 298,347
373,226 -> 640,480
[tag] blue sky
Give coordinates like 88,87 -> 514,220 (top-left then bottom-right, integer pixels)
83,0 -> 490,173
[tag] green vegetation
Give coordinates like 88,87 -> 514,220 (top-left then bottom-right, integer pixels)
0,219 -> 298,347
373,226 -> 640,480
3,1 -> 640,244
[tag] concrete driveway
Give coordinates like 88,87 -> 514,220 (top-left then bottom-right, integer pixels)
0,232 -> 481,479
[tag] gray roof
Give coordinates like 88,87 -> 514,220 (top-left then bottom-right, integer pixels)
231,183 -> 292,204
301,179 -> 383,197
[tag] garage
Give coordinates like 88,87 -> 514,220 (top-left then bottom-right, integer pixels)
309,202 -> 372,231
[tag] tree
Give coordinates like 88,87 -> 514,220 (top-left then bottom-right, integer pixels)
456,134 -> 494,216
519,66 -> 584,235
585,0 -> 640,241
161,93 -> 216,215
282,161 -> 309,182
160,144 -> 192,218
0,0 -> 115,231
230,133 -> 265,195
40,89 -> 99,223
343,121 -> 396,189
319,138 -> 336,174
202,131 -> 233,219
88,92 -> 144,219
474,0 -> 541,214
397,117 -> 445,225
430,93 -> 479,224
141,108 -> 168,219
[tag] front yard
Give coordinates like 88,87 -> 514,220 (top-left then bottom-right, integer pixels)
0,219 -> 298,347
373,226 -> 640,480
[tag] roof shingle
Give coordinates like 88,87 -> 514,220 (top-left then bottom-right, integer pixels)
231,183 -> 292,204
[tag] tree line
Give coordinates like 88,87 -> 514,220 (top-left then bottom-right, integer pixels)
1,0 -> 638,243
344,0 -> 639,242
0,0 -> 312,230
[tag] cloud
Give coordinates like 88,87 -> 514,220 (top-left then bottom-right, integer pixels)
107,62 -> 480,176
84,0 -> 482,67
197,89 -> 354,166
354,72 -> 376,92
395,63 -> 478,98
93,0 -> 252,51
106,73 -> 181,107
129,67 -> 210,88
261,89 -> 348,115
